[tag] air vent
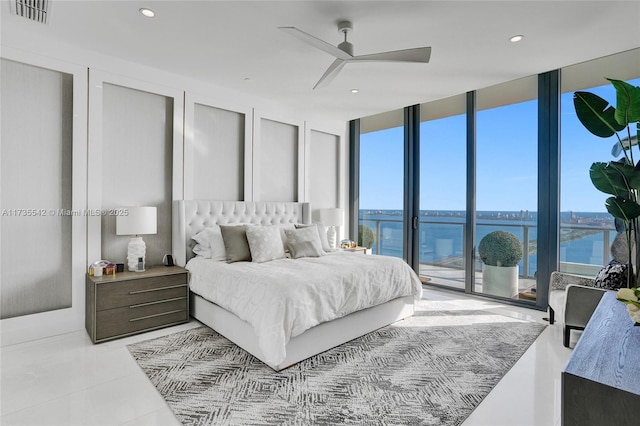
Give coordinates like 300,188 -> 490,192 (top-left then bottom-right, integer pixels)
10,0 -> 50,24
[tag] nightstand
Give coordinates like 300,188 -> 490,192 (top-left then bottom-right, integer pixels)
339,246 -> 368,254
85,265 -> 189,343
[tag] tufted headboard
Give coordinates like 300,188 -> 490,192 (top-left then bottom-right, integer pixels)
172,200 -> 311,266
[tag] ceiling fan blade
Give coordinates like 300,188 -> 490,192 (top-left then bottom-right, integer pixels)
313,59 -> 346,90
279,27 -> 353,60
351,47 -> 431,63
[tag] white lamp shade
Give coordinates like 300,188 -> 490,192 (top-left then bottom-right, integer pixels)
116,206 -> 157,236
319,208 -> 344,227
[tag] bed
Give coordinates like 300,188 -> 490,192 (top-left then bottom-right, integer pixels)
173,200 -> 422,371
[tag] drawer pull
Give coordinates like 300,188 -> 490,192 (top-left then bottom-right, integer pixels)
129,284 -> 187,295
129,309 -> 185,322
129,296 -> 186,309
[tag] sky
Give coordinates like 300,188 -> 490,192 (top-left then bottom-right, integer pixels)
360,78 -> 640,213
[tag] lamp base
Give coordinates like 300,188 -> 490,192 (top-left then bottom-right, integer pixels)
127,236 -> 146,272
327,225 -> 337,249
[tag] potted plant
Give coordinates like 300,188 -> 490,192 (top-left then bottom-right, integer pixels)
478,230 -> 523,298
358,224 -> 376,250
574,79 -> 640,287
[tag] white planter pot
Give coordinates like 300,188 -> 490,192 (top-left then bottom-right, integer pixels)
482,264 -> 519,298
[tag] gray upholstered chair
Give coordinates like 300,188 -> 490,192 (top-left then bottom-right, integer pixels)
548,271 -> 608,347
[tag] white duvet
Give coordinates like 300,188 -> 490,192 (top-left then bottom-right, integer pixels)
187,251 -> 422,365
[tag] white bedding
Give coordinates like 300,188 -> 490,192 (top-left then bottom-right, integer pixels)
187,251 -> 422,365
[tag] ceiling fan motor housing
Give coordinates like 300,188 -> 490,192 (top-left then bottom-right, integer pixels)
337,21 -> 354,55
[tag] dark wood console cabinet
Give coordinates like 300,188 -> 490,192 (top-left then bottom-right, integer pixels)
562,291 -> 639,425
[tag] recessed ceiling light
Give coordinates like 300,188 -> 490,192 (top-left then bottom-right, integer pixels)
351,89 -> 359,94
139,8 -> 155,18
510,34 -> 524,43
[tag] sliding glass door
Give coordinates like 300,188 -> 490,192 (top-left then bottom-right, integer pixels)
359,111 -> 405,259
418,95 -> 467,289
475,76 -> 538,303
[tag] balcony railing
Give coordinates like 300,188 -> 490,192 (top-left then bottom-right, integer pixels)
359,216 -> 614,279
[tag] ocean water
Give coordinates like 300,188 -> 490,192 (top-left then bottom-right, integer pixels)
359,210 -> 615,277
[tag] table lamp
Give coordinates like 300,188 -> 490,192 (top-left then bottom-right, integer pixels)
116,206 -> 157,272
319,208 -> 344,249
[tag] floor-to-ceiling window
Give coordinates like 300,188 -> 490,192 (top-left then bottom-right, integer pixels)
352,48 -> 640,308
560,51 -> 640,277
359,110 -> 405,259
475,76 -> 538,303
418,95 -> 467,289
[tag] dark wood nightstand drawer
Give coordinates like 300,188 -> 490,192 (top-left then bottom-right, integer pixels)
86,266 -> 190,343
96,274 -> 188,310
95,297 -> 188,341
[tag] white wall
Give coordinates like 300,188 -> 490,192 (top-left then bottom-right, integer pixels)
0,26 -> 348,344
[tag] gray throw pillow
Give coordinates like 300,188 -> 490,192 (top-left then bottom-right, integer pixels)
288,239 -> 325,259
285,226 -> 326,259
220,225 -> 251,263
295,223 -> 331,251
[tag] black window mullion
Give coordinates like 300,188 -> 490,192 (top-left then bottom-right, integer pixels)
404,105 -> 420,269
465,92 -> 477,293
537,70 -> 561,310
348,119 -> 360,242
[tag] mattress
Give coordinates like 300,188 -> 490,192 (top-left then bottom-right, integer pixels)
187,251 -> 422,365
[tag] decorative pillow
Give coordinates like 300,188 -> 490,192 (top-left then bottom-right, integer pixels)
192,243 -> 211,258
246,226 -> 286,263
278,224 -> 296,251
220,225 -> 251,263
594,262 -> 628,290
191,225 -> 227,261
314,222 -> 332,251
295,223 -> 331,251
285,226 -> 326,259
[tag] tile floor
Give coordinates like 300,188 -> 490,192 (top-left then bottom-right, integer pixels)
1,287 -> 575,426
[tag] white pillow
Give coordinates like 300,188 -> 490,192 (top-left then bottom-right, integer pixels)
295,223 -> 331,251
192,243 -> 212,258
314,222 -> 332,252
285,226 -> 326,259
191,225 -> 227,261
246,226 -> 286,263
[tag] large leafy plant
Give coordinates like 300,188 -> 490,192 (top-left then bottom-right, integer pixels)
574,79 -> 640,287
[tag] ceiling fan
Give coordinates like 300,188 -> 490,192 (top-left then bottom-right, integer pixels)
279,21 -> 431,90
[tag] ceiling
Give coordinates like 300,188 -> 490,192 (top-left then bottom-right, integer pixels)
2,1 -> 639,122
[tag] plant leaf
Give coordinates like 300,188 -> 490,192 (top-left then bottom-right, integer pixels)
608,79 -> 640,125
608,161 -> 640,189
617,298 -> 640,309
605,196 -> 640,221
589,162 -> 638,196
574,91 -> 626,137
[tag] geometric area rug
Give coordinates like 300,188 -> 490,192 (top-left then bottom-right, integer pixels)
127,300 -> 546,426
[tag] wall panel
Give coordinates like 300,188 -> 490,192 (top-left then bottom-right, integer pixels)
0,59 -> 73,319
308,129 -> 340,213
100,83 -> 173,266
191,104 -> 245,200
258,118 -> 299,202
